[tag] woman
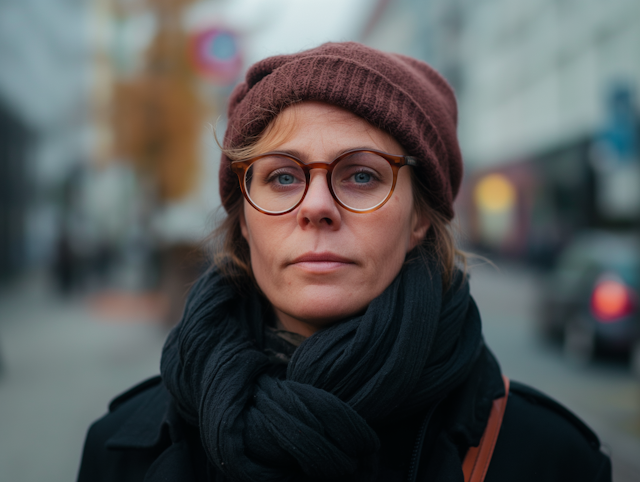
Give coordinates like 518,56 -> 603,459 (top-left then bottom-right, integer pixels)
78,42 -> 611,482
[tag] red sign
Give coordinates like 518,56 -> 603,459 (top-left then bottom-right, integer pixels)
189,27 -> 242,84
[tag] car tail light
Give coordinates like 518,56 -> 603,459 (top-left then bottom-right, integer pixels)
590,277 -> 636,322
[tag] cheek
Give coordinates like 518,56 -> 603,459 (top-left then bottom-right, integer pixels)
242,206 -> 291,273
359,195 -> 415,265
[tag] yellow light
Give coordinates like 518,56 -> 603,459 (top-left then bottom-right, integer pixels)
474,174 -> 516,212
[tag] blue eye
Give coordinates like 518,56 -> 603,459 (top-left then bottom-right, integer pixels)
354,172 -> 371,183
278,174 -> 295,185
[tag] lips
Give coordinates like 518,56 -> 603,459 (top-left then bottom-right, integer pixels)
292,252 -> 353,264
289,252 -> 354,271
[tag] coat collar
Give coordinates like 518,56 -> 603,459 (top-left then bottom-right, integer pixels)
441,344 -> 504,448
105,378 -> 176,450
104,378 -> 208,482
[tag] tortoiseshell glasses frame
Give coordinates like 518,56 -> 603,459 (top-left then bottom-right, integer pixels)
230,148 -> 418,215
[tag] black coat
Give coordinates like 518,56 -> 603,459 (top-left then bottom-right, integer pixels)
77,350 -> 611,482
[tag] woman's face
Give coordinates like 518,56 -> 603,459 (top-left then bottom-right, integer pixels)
240,102 -> 430,337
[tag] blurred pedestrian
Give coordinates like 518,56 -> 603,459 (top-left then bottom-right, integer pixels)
78,42 -> 611,482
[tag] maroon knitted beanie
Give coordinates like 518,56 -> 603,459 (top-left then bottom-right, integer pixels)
219,41 -> 463,220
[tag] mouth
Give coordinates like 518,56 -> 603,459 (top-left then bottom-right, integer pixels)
290,252 -> 355,272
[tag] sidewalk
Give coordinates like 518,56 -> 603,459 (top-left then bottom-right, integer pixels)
0,278 -> 168,482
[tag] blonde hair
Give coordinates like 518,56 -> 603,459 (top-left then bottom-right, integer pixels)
209,104 -> 468,289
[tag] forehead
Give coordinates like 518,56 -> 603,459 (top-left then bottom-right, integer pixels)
255,101 -> 404,156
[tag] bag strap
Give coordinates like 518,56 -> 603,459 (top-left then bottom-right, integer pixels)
462,375 -> 510,482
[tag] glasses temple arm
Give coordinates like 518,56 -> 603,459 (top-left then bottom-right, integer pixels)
405,156 -> 418,166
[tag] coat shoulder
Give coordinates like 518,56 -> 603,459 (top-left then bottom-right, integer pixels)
77,376 -> 170,482
509,381 -> 601,449
486,381 -> 611,482
90,375 -> 168,449
108,375 -> 164,412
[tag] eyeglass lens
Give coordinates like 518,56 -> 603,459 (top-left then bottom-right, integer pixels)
244,151 -> 394,213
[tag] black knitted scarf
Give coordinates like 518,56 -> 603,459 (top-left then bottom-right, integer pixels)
160,257 -> 483,481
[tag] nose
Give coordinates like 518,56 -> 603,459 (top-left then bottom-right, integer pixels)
296,169 -> 342,229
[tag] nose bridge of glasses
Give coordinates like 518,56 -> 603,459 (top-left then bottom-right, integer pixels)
304,161 -> 335,173
304,162 -> 334,187
305,166 -> 333,194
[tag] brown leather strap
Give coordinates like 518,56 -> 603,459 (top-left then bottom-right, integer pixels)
462,375 -> 510,482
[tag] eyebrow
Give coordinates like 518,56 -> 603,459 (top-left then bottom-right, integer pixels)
267,146 -> 388,162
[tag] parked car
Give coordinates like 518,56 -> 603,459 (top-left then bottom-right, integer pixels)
537,230 -> 640,365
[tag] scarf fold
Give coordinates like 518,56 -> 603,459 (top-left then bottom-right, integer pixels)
160,257 -> 483,481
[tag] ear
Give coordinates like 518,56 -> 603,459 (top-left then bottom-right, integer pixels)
408,211 -> 431,251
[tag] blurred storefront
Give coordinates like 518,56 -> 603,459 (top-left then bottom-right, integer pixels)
458,137 -> 594,266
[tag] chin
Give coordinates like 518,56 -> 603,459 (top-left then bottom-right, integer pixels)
286,287 -> 371,324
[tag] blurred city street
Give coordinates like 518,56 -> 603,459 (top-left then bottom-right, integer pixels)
470,261 -> 640,482
1,1 -> 640,481
1,261 -> 639,482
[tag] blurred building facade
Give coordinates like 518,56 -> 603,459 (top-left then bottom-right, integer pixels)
367,0 -> 640,264
0,0 -> 380,293
0,0 -> 226,320
5,0 -> 638,289
0,0 -> 91,282
81,0 -> 230,321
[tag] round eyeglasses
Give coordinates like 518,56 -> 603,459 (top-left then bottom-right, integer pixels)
231,148 -> 418,215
